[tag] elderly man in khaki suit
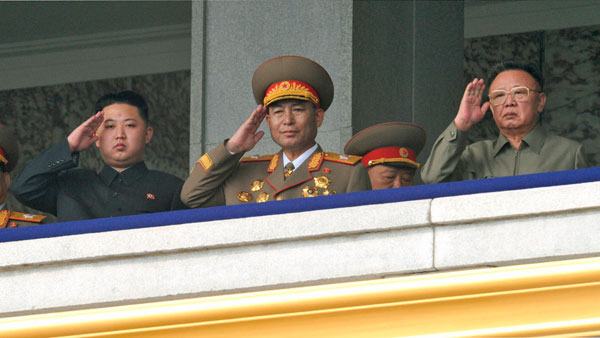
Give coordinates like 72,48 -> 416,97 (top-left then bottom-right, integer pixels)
421,61 -> 588,183
181,56 -> 371,207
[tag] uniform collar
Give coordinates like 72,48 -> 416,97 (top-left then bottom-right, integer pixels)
282,143 -> 319,172
493,124 -> 546,156
493,133 -> 511,157
267,145 -> 323,194
99,161 -> 148,186
521,124 -> 546,154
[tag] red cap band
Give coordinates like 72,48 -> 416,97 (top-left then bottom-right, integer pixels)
264,80 -> 320,108
361,147 -> 419,168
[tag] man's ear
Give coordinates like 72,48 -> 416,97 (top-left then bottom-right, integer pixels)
537,92 -> 546,113
4,172 -> 10,188
145,126 -> 154,145
315,108 -> 325,127
94,126 -> 103,148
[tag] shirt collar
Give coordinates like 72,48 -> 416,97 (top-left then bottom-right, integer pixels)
493,124 -> 546,156
521,124 -> 546,154
99,161 -> 148,186
493,133 -> 511,157
282,143 -> 319,171
0,203 -> 5,211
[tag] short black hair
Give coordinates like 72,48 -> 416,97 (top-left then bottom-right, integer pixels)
95,91 -> 149,124
487,61 -> 544,91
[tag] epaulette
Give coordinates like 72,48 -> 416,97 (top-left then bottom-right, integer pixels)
1,209 -> 46,228
241,154 -> 275,162
9,211 -> 46,223
323,152 -> 362,165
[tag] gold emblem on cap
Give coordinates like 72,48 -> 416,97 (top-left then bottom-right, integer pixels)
322,189 -> 336,196
250,180 -> 264,192
257,192 -> 270,203
313,176 -> 330,189
399,148 -> 409,158
264,81 -> 320,107
302,186 -> 319,198
237,191 -> 252,203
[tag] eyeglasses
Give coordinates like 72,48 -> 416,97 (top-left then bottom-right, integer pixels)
489,86 -> 542,106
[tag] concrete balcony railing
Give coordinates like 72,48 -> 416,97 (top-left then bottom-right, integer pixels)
1,167 -> 600,318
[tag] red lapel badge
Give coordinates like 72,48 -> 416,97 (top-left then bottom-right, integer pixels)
146,193 -> 156,200
323,167 -> 331,174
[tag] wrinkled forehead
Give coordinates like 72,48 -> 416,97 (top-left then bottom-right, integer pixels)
489,70 -> 540,91
267,98 -> 314,111
369,164 -> 416,175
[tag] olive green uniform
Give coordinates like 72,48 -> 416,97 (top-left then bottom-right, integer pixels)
421,122 -> 588,183
181,143 -> 371,208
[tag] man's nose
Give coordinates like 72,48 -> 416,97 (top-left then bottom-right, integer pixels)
282,108 -> 295,124
392,176 -> 402,188
115,125 -> 126,138
505,93 -> 517,105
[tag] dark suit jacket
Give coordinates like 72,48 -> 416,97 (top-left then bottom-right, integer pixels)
181,142 -> 371,208
11,139 -> 186,222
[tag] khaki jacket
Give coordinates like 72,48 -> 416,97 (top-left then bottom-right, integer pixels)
421,122 -> 588,184
181,143 -> 371,208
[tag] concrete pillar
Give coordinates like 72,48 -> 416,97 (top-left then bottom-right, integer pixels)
352,0 -> 464,168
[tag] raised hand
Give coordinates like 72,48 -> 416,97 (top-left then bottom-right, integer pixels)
454,78 -> 490,131
225,104 -> 268,154
67,111 -> 104,153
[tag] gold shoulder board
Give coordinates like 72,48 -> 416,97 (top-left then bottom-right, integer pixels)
324,152 -> 362,165
241,154 -> 275,162
9,212 -> 46,223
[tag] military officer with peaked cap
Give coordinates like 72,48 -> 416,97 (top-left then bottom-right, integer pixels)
344,122 -> 426,190
0,123 -> 47,228
181,56 -> 371,207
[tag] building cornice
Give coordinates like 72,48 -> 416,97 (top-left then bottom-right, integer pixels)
0,24 -> 191,91
1,257 -> 599,337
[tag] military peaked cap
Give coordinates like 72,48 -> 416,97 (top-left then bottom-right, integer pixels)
0,123 -> 19,172
345,122 -> 426,169
252,56 -> 334,111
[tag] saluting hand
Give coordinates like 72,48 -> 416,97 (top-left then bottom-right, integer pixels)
454,78 -> 490,132
226,105 -> 268,154
67,111 -> 104,153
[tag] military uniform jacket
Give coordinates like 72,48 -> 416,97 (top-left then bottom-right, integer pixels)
0,203 -> 46,229
421,122 -> 589,184
11,139 -> 186,222
181,142 -> 371,208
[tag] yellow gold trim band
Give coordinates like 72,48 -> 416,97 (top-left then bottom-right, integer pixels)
367,157 -> 420,168
2,257 -> 600,337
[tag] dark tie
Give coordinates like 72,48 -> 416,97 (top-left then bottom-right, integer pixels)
284,162 -> 295,179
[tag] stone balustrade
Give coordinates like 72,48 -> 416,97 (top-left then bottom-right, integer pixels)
1,167 -> 599,317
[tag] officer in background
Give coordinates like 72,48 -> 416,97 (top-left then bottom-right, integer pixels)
181,55 -> 371,207
0,123 -> 46,228
344,122 -> 426,190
